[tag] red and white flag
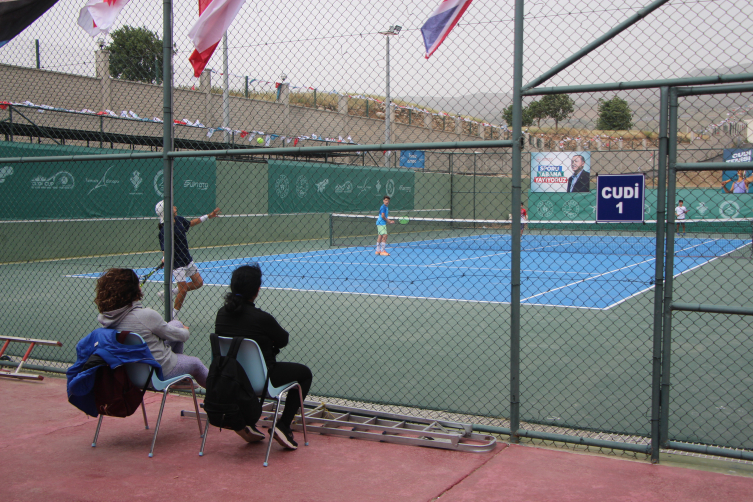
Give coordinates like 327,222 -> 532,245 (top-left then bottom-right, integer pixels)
188,0 -> 245,77
420,0 -> 473,59
77,0 -> 130,38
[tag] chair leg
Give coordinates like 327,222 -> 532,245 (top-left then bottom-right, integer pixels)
189,384 -> 203,437
92,414 -> 104,447
199,420 -> 209,456
149,389 -> 169,458
296,384 -> 309,446
141,400 -> 149,429
264,396 -> 284,467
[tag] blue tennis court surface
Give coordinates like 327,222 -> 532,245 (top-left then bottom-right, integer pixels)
74,235 -> 748,310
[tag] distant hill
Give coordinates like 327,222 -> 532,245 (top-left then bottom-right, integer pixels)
399,63 -> 753,131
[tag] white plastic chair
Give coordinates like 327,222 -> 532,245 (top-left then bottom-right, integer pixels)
200,335 -> 309,466
91,332 -> 204,457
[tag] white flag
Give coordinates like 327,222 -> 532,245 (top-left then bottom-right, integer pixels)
188,0 -> 246,76
77,0 -> 131,38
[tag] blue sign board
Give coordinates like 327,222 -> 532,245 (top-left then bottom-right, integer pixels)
400,150 -> 425,168
596,174 -> 645,222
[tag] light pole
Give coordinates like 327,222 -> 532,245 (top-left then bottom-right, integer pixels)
222,32 -> 230,143
378,25 -> 401,168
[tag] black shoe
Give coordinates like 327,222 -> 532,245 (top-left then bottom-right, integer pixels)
272,424 -> 298,450
236,425 -> 265,443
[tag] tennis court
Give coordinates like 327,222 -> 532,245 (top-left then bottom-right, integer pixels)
71,218 -> 750,310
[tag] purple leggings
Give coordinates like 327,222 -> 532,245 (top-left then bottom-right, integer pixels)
163,341 -> 208,388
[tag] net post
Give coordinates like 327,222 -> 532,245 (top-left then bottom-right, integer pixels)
329,213 -> 334,247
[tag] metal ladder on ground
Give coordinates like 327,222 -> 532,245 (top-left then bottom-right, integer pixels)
182,399 -> 497,453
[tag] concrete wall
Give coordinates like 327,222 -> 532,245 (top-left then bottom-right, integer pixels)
0,63 -> 489,159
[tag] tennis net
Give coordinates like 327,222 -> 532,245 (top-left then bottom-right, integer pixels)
330,214 -> 753,258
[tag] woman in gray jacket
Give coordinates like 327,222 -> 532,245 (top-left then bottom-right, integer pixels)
95,268 -> 208,388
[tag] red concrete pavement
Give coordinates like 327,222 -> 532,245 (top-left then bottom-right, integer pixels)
1,376 -> 752,502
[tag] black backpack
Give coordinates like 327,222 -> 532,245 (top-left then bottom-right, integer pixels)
203,334 -> 267,431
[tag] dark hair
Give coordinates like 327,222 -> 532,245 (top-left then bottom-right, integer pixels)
383,196 -> 390,200
678,199 -> 683,203
223,263 -> 262,313
94,268 -> 143,313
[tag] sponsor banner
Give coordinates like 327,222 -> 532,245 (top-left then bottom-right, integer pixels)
530,189 -> 753,221
400,150 -> 425,168
722,148 -> 753,193
531,151 -> 591,193
0,143 -> 215,219
268,160 -> 414,214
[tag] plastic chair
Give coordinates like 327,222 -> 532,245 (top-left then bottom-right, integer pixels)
91,332 -> 204,457
199,335 -> 309,466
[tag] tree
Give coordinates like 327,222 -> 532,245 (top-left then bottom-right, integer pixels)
596,96 -> 633,130
540,94 -> 574,130
528,100 -> 546,128
502,104 -> 534,128
107,26 -> 163,84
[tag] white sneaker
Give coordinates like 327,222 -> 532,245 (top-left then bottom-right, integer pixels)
157,287 -> 178,302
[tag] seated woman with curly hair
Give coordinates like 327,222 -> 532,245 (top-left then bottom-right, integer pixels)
94,268 -> 208,388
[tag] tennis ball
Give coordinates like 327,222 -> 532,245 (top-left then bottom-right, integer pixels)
256,137 -> 264,145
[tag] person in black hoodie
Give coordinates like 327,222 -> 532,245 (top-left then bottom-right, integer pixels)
214,264 -> 312,450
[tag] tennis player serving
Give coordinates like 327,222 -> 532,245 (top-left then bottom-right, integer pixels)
375,196 -> 394,256
155,201 -> 220,319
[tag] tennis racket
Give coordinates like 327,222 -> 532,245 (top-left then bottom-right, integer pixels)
398,217 -> 409,224
140,263 -> 164,285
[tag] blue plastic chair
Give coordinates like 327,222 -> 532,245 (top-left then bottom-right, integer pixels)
91,332 -> 204,457
199,335 -> 309,466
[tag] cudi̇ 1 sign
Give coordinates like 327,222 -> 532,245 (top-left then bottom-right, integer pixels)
596,174 -> 645,222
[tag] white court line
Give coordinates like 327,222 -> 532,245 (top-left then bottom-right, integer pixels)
604,238 -> 750,310
521,236 -> 733,306
520,256 -> 657,303
240,284 -> 603,309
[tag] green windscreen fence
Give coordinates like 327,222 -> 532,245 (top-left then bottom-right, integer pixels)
268,160 -> 415,214
0,143 -> 215,219
530,189 -> 753,226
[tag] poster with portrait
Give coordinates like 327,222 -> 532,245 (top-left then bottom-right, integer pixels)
530,151 -> 592,193
722,148 -> 753,194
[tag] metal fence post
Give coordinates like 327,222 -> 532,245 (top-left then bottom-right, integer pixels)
509,0 -> 525,443
660,87 -> 680,447
649,86 -> 669,463
162,0 -> 174,321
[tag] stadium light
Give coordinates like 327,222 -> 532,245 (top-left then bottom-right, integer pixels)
378,25 -> 401,168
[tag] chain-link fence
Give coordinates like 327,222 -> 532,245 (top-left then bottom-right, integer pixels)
2,0 -> 753,463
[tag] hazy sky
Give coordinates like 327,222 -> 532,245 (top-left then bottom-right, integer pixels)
2,0 -> 752,101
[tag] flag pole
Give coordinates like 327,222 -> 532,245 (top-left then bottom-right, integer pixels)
222,32 -> 230,142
